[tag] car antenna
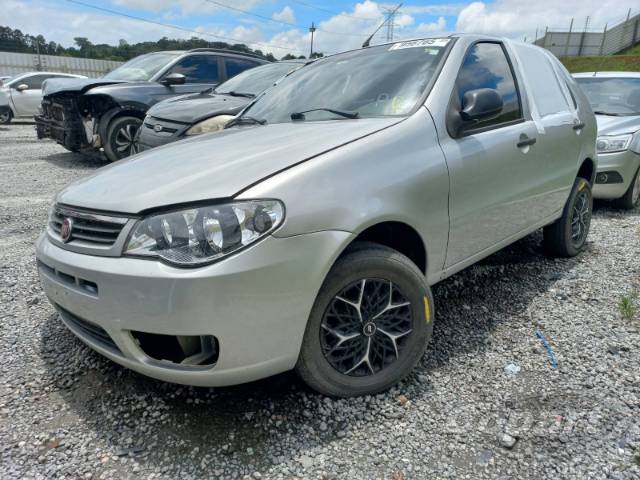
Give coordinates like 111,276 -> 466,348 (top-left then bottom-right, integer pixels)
362,3 -> 402,48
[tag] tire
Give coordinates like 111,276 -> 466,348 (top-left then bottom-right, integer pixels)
613,166 -> 640,210
296,243 -> 434,397
0,110 -> 12,124
543,176 -> 592,257
103,116 -> 142,162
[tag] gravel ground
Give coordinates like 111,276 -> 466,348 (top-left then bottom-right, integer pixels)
1,123 -> 639,480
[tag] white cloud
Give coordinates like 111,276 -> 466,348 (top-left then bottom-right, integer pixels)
272,6 -> 296,25
455,0 -> 640,40
416,16 -> 447,34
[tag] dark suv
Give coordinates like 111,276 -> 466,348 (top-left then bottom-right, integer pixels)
35,49 -> 268,161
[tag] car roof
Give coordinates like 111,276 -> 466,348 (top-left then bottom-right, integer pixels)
573,71 -> 640,78
140,49 -> 269,62
9,72 -> 85,79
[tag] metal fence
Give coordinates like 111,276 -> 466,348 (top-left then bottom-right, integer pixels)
0,51 -> 122,78
534,9 -> 640,57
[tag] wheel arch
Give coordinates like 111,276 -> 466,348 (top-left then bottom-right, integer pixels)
340,221 -> 428,274
577,157 -> 595,185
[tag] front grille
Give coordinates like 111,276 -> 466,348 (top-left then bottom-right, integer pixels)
144,121 -> 179,134
49,205 -> 128,247
57,305 -> 120,353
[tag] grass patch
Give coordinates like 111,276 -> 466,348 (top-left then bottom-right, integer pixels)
617,43 -> 640,56
561,55 -> 640,73
618,290 -> 639,321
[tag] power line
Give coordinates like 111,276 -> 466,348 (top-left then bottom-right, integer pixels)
203,0 -> 371,37
289,0 -> 380,22
64,0 -> 306,54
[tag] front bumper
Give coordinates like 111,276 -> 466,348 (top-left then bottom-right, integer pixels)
35,230 -> 352,386
593,150 -> 640,199
36,97 -> 88,151
137,117 -> 190,151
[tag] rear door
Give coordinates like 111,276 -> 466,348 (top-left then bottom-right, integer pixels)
510,44 -> 583,212
438,41 -> 544,267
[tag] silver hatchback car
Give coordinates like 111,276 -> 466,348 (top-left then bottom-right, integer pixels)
36,35 -> 596,397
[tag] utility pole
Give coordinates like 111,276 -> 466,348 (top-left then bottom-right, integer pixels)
35,41 -> 42,71
309,22 -> 316,58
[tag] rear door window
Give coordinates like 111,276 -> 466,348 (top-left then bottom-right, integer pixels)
513,46 -> 571,117
165,55 -> 220,83
454,42 -> 523,131
224,58 -> 260,79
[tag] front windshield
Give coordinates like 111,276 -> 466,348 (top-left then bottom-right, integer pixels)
575,77 -> 640,115
242,39 -> 450,124
216,62 -> 301,96
103,52 -> 181,81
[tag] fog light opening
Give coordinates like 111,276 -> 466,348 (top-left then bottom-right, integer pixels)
131,332 -> 218,366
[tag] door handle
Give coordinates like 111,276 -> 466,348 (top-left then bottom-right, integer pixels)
517,136 -> 537,148
572,122 -> 585,130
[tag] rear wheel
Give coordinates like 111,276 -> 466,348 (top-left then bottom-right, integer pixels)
0,110 -> 12,124
543,177 -> 592,257
103,116 -> 142,162
296,243 -> 434,397
613,166 -> 640,210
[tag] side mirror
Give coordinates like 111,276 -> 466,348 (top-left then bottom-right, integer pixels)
161,73 -> 186,86
460,88 -> 503,122
16,84 -> 29,92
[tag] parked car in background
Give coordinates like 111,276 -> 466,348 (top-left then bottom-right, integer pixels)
0,72 -> 85,124
137,60 -> 306,151
574,72 -> 640,209
36,35 -> 596,397
35,49 -> 269,161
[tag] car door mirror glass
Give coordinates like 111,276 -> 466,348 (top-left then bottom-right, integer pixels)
461,88 -> 503,122
161,73 -> 186,86
16,84 -> 29,91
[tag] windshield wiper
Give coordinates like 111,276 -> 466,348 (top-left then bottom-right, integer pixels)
225,116 -> 267,128
593,111 -> 625,116
290,108 -> 359,121
225,91 -> 255,98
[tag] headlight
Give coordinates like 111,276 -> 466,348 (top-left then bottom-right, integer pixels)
124,200 -> 284,266
185,115 -> 235,136
596,134 -> 632,153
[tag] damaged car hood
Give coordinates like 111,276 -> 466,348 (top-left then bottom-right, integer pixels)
147,92 -> 249,124
43,77 -> 126,96
56,118 -> 402,213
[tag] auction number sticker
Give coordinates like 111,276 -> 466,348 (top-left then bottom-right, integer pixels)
389,38 -> 450,50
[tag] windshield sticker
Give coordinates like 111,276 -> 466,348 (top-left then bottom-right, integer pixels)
389,38 -> 450,50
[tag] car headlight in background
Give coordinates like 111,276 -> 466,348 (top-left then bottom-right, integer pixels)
596,134 -> 632,154
124,200 -> 284,266
185,115 -> 235,136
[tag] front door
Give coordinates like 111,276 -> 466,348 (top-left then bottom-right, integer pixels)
11,74 -> 49,116
439,42 -> 543,267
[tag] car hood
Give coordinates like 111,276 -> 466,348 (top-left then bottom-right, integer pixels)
43,77 -> 127,96
595,114 -> 640,136
56,117 -> 403,213
148,92 -> 249,124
